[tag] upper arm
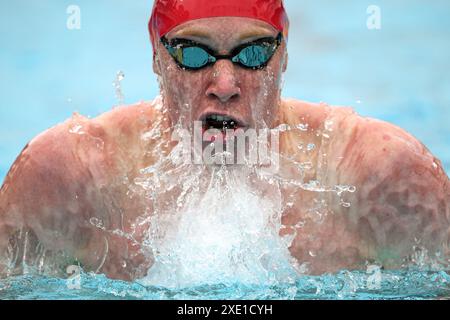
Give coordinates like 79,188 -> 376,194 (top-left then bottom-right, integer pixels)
329,115 -> 450,264
0,105 -> 157,279
0,118 -> 104,262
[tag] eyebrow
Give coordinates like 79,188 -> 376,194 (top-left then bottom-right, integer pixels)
238,29 -> 277,41
172,27 -> 276,43
172,28 -> 212,39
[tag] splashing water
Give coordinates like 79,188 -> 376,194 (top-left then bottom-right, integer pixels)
140,164 -> 298,289
112,71 -> 125,105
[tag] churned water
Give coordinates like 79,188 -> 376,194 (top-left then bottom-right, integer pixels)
1,269 -> 450,300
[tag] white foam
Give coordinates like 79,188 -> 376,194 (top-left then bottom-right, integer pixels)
139,164 -> 298,288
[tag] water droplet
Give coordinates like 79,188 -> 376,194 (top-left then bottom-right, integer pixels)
273,124 -> 291,133
324,120 -> 334,132
89,217 -> 105,230
300,162 -> 313,170
307,143 -> 315,152
296,123 -> 309,131
340,200 -> 351,208
69,125 -> 84,135
295,220 -> 306,229
112,70 -> 125,105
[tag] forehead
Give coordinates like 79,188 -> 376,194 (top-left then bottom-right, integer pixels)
166,17 -> 278,48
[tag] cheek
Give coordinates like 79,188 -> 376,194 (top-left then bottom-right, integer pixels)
243,68 -> 282,102
160,61 -> 207,105
267,48 -> 286,83
250,52 -> 284,93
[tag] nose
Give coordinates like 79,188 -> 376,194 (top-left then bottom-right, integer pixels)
205,60 -> 241,103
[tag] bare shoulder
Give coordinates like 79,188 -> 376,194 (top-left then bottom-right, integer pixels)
280,98 -> 355,130
280,98 -> 450,266
0,99 -> 161,221
281,96 -> 449,189
281,97 -> 449,194
0,99 -> 162,277
0,99 -> 162,210
330,111 -> 449,191
92,99 -> 162,137
0,114 -> 88,209
278,98 -> 358,180
0,111 -> 96,274
329,109 -> 450,215
326,109 -> 450,264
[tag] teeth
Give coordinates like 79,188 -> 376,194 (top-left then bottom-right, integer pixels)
208,115 -> 233,122
203,114 -> 240,131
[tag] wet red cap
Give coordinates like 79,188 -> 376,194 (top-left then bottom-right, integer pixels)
148,0 -> 289,54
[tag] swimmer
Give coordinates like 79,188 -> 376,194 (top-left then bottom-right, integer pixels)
0,0 -> 449,281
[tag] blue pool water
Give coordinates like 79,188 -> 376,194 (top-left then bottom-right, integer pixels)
1,0 -> 450,300
1,269 -> 450,300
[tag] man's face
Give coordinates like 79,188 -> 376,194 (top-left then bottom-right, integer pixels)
153,17 -> 287,131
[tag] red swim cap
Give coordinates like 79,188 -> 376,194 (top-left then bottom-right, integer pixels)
148,0 -> 289,54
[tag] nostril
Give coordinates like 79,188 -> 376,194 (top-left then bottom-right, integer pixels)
228,92 -> 240,102
209,92 -> 239,103
206,87 -> 241,103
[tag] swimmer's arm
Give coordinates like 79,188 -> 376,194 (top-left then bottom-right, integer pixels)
0,108 -> 156,280
0,122 -> 107,276
334,116 -> 450,267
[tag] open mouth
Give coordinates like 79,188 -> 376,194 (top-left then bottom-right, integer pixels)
200,113 -> 245,142
203,114 -> 240,131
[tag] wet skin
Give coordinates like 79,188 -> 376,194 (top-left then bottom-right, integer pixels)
1,18 -> 449,280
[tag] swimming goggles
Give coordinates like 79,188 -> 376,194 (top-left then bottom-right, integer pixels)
161,33 -> 283,70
